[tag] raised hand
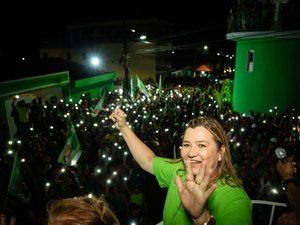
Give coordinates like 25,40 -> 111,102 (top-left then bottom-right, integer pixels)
109,107 -> 127,129
175,160 -> 216,222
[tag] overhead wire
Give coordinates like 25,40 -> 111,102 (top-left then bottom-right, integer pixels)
135,23 -> 232,54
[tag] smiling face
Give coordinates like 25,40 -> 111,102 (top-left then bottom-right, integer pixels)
180,126 -> 224,176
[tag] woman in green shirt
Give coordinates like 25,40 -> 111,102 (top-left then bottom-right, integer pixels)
109,108 -> 252,225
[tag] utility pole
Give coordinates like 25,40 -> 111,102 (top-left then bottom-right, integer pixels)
122,41 -> 130,98
119,19 -> 130,98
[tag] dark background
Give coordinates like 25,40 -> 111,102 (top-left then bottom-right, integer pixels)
0,1 -> 233,61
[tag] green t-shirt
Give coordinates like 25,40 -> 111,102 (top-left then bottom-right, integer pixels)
153,157 -> 252,225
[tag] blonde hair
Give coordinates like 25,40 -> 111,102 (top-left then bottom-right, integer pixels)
183,117 -> 241,186
47,196 -> 120,225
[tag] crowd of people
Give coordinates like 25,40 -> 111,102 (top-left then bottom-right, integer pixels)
0,76 -> 299,224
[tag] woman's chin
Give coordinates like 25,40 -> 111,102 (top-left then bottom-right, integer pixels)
191,166 -> 200,176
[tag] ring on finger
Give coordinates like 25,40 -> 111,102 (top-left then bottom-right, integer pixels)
195,180 -> 201,185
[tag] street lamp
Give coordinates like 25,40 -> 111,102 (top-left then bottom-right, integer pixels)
90,57 -> 101,66
139,34 -> 147,40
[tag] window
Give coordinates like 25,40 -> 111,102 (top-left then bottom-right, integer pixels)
247,50 -> 254,73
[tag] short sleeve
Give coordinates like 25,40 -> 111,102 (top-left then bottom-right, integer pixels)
153,157 -> 183,188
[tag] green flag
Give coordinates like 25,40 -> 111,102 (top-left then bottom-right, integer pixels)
58,118 -> 82,166
91,90 -> 106,117
220,78 -> 232,104
3,151 -> 27,213
212,89 -> 222,108
158,74 -> 162,96
130,75 -> 135,99
7,151 -> 24,196
136,75 -> 150,99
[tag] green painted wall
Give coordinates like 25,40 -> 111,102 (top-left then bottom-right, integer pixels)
0,71 -> 117,138
70,72 -> 116,102
0,71 -> 70,138
233,38 -> 300,115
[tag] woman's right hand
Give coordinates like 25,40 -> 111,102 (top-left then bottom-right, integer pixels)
175,160 -> 216,224
109,107 -> 127,130
276,156 -> 296,180
277,211 -> 300,225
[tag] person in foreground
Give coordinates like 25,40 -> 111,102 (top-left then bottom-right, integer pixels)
0,215 -> 16,225
47,195 -> 120,225
109,107 -> 252,225
276,156 -> 300,225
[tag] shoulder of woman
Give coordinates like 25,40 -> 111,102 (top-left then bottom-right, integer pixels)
211,182 -> 251,202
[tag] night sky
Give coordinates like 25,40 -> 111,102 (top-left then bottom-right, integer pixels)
0,1 -> 233,65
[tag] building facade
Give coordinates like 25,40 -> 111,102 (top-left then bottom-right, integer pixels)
227,0 -> 300,114
39,19 -> 173,83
